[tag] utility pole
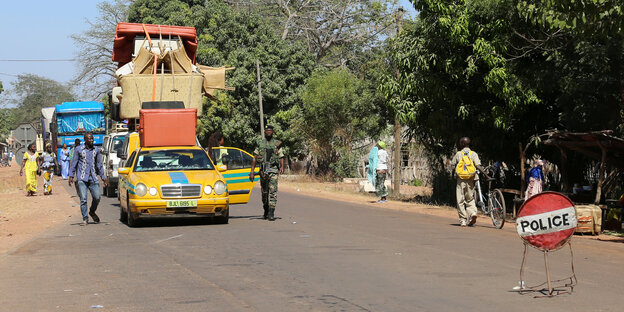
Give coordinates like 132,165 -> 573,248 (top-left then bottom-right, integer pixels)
256,59 -> 265,140
392,8 -> 404,197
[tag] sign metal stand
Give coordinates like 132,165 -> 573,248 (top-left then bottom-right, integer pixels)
514,192 -> 579,298
517,241 -> 577,297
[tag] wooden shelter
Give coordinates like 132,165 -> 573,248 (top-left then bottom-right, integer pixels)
541,130 -> 624,204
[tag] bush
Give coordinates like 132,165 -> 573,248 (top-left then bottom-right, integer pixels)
329,148 -> 360,180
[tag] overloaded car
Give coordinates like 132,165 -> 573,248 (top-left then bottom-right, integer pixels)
119,146 -> 231,227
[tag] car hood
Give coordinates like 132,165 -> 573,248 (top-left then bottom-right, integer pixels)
130,170 -> 224,186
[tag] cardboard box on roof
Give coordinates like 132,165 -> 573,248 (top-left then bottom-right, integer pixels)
139,108 -> 197,147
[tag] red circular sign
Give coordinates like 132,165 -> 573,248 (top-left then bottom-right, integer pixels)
516,192 -> 577,251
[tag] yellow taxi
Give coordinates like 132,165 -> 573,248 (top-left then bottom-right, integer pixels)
119,145 -> 233,227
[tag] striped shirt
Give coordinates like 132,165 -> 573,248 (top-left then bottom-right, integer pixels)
69,145 -> 106,182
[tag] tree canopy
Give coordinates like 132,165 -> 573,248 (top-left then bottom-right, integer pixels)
129,0 -> 318,152
297,69 -> 385,173
71,0 -> 130,100
382,0 -> 624,168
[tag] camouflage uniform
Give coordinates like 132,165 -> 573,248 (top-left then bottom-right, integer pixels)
254,138 -> 284,219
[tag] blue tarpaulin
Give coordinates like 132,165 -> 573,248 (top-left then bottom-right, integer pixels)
55,101 -> 104,113
55,102 -> 105,133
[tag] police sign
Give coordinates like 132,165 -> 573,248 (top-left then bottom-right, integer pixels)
516,192 -> 577,251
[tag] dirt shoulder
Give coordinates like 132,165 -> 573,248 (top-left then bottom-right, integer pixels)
0,166 -> 78,255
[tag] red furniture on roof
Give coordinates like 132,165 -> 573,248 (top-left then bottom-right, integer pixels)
139,109 -> 198,147
113,22 -> 198,67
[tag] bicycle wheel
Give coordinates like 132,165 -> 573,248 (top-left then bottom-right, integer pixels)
489,189 -> 506,229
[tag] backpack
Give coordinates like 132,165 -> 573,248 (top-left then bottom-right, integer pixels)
456,150 -> 476,180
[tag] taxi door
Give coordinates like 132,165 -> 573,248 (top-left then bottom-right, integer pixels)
212,147 -> 259,204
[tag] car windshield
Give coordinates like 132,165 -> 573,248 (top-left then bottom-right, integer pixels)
134,149 -> 214,172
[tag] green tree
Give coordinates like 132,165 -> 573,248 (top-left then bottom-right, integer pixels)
383,0 -> 624,164
297,69 -> 383,175
10,74 -> 75,126
516,0 -> 624,136
226,0 -> 399,66
128,0 -> 317,153
0,108 -> 17,139
128,0 -> 203,26
517,0 -> 624,37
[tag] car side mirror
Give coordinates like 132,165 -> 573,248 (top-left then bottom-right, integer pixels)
118,167 -> 130,175
217,165 -> 227,172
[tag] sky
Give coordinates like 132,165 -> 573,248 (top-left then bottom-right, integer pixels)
0,0 -> 417,100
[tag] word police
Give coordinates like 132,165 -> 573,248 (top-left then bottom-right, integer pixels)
519,213 -> 571,233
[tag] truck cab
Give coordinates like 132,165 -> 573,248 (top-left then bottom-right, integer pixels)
102,131 -> 128,197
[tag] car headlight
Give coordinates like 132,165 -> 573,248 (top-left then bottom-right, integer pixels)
135,183 -> 147,197
214,180 -> 227,195
149,187 -> 158,196
204,185 -> 213,195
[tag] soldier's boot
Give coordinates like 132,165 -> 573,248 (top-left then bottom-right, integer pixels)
268,208 -> 276,221
263,206 -> 269,219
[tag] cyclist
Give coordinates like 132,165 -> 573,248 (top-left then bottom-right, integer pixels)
452,137 -> 490,227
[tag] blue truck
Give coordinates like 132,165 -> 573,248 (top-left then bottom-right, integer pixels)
52,101 -> 106,163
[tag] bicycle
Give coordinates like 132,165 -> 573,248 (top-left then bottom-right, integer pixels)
474,169 -> 506,229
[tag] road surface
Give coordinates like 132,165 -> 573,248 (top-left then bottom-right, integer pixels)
1,184 -> 622,311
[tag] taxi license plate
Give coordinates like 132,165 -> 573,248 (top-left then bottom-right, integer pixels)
166,200 -> 198,208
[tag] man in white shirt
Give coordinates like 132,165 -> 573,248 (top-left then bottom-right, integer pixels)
376,141 -> 389,203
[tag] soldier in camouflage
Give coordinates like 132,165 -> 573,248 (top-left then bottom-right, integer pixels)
249,125 -> 285,221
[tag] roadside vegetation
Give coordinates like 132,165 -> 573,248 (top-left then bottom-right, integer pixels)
1,0 -> 622,200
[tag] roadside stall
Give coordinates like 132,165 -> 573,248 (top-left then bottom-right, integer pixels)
520,130 -> 624,234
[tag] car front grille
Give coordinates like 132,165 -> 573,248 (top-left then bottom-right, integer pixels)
160,184 -> 202,198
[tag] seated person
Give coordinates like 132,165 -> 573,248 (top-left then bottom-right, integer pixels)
139,156 -> 157,169
179,155 -> 192,168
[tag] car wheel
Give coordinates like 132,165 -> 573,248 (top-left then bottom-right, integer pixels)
215,208 -> 229,224
119,197 -> 128,223
127,192 -> 139,227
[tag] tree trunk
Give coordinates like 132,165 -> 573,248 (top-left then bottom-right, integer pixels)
594,144 -> 607,204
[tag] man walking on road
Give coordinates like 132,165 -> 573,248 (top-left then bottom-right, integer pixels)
68,133 -> 108,226
250,125 -> 285,221
375,141 -> 389,203
452,137 -> 489,227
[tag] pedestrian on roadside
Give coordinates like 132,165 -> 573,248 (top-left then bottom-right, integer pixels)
40,143 -> 58,195
70,139 -> 81,161
249,125 -> 285,221
68,133 -> 108,226
60,144 -> 70,179
452,137 -> 490,227
19,143 -> 41,196
206,132 -> 228,167
8,150 -> 13,166
375,141 -> 389,203
525,160 -> 545,200
367,143 -> 378,189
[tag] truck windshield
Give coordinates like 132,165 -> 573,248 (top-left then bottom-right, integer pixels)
112,137 -> 125,154
134,149 -> 214,172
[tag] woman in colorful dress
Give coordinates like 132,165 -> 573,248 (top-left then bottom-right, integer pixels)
525,159 -> 545,200
60,143 -> 70,179
40,144 -> 58,195
19,143 -> 41,196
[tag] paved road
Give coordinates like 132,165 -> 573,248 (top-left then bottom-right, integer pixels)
1,184 -> 623,312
